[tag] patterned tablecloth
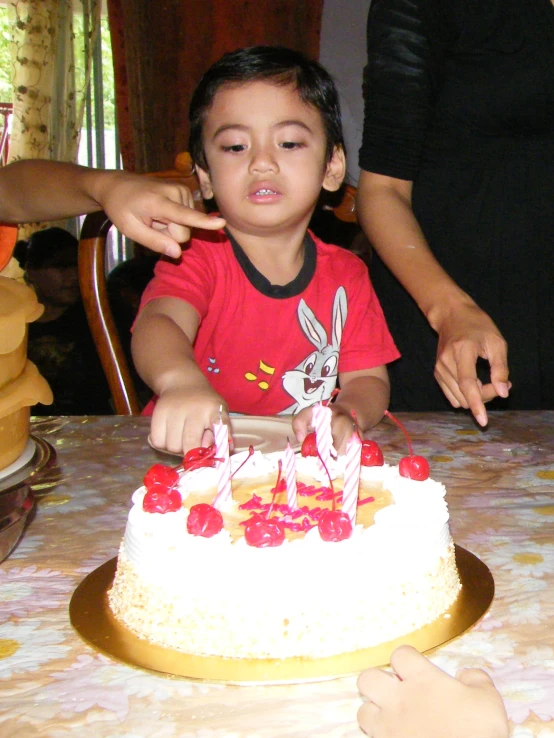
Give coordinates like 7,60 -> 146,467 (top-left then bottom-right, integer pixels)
0,412 -> 553,738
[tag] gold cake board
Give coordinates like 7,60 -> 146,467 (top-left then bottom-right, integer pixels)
69,545 -> 494,685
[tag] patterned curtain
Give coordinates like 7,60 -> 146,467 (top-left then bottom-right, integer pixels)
0,0 -> 101,260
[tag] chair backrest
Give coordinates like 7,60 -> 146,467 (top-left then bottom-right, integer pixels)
78,154 -> 359,415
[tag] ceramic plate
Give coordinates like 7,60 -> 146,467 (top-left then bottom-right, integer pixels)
148,415 -> 299,457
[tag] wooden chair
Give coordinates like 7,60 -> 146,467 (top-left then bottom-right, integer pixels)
78,154 -> 360,415
78,152 -> 202,414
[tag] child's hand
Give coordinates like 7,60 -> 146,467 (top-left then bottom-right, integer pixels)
150,385 -> 231,455
292,404 -> 356,456
330,405 -> 357,454
357,645 -> 509,738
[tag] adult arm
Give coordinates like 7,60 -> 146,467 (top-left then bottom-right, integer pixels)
131,296 -> 229,453
358,0 -> 509,425
0,160 -> 225,257
356,172 -> 509,426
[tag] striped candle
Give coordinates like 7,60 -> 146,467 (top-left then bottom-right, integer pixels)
341,433 -> 362,524
212,420 -> 232,509
312,402 -> 334,473
283,440 -> 297,509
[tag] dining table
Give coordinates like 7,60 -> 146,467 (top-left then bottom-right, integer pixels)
0,411 -> 553,737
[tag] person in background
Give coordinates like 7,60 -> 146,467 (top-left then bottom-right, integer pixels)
17,227 -> 112,415
357,0 -> 553,426
357,645 -> 509,738
132,46 -> 400,456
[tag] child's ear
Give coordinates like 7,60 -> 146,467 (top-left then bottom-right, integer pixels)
322,146 -> 346,193
195,165 -> 214,200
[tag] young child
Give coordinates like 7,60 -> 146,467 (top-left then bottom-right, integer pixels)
132,46 -> 400,456
357,645 -> 509,738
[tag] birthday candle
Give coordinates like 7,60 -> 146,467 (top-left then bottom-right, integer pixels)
342,433 -> 362,525
312,402 -> 334,473
212,418 -> 232,509
283,440 -> 297,509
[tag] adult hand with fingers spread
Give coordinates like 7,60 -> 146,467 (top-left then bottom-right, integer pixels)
433,301 -> 510,426
357,645 -> 509,738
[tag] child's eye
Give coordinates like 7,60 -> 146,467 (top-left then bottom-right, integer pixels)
221,144 -> 247,153
280,141 -> 305,150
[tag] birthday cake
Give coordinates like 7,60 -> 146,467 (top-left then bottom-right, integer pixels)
108,410 -> 461,660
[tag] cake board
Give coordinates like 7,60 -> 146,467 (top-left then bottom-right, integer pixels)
69,545 -> 494,685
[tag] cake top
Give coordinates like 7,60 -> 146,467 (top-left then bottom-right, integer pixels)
136,408 -> 444,549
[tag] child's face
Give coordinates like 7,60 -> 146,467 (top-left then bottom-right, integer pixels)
196,80 -> 345,241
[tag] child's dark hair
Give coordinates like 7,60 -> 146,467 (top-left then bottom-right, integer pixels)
189,45 -> 345,171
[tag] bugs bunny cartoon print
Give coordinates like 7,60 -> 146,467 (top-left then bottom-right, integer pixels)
281,286 -> 347,413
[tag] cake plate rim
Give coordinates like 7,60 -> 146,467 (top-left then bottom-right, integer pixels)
69,544 -> 494,685
0,435 -> 56,493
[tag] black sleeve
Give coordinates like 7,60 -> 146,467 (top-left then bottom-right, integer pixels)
358,0 -> 453,180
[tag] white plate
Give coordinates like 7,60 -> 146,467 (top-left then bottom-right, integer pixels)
148,415 -> 299,457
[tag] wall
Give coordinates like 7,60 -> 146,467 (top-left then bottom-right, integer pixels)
319,0 -> 370,185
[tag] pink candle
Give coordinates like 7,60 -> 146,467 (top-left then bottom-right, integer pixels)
312,402 -> 334,473
342,433 -> 362,525
283,440 -> 297,509
212,419 -> 232,509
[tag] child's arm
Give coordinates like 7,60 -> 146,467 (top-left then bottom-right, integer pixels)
0,160 -> 225,258
132,297 -> 230,454
357,645 -> 509,738
292,366 -> 390,454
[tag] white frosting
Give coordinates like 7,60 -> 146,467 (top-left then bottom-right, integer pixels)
110,453 -> 461,659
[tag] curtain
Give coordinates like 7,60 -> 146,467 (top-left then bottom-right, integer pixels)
0,0 -> 101,257
108,0 -> 324,174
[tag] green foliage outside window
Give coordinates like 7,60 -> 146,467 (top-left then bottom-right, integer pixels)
0,6 -> 115,131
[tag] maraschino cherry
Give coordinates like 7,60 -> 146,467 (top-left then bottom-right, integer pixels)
350,410 -> 384,467
244,517 -> 285,547
143,463 -> 179,490
143,482 -> 182,513
318,509 -> 352,542
183,445 -> 217,471
384,410 -> 430,481
187,503 -> 224,538
301,432 -> 317,457
360,440 -> 384,467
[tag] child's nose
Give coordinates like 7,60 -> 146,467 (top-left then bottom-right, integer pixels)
248,145 -> 278,174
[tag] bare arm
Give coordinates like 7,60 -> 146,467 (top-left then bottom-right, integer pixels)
356,170 -> 510,426
132,297 -> 229,454
292,366 -> 390,454
0,160 -> 225,257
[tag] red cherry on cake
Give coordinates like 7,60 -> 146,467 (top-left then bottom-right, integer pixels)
143,483 -> 182,513
399,455 -> 430,481
318,509 -> 353,542
301,432 -> 318,457
360,440 -> 384,467
143,463 -> 179,490
384,410 -> 430,481
244,517 -> 285,548
187,503 -> 224,538
183,445 -> 217,470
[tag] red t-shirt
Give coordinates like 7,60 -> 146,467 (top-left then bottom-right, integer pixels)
138,229 -> 399,415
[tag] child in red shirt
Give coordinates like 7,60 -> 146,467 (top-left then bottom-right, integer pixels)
133,46 -> 399,456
